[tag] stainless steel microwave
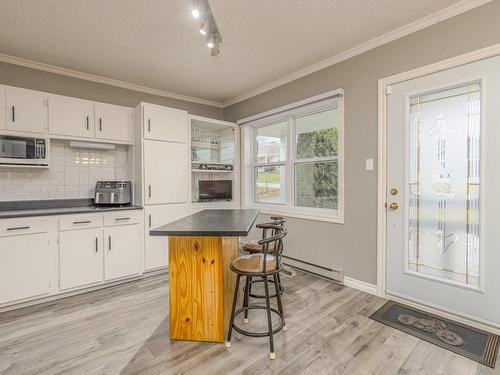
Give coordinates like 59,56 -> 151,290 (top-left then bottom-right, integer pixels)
0,135 -> 49,167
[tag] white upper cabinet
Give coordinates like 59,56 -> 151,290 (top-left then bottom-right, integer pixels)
0,88 -> 5,130
95,103 -> 133,142
5,86 -> 48,134
49,94 -> 94,138
143,103 -> 188,143
144,140 -> 189,205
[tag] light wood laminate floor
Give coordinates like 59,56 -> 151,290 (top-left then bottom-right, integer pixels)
0,271 -> 498,375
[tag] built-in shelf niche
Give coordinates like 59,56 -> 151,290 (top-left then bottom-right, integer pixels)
190,117 -> 238,204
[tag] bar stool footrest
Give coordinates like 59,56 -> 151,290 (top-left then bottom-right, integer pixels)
246,277 -> 284,299
231,305 -> 285,337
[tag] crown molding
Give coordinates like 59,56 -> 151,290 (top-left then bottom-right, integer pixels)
222,0 -> 493,107
0,53 -> 224,108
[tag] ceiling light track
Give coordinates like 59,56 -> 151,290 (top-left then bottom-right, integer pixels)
191,0 -> 222,57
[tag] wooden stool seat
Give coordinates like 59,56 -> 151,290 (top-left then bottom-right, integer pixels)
232,254 -> 277,273
242,240 -> 275,253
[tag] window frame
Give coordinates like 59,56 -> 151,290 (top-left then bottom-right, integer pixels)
242,92 -> 344,223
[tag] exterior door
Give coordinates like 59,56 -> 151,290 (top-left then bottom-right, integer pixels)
386,54 -> 500,328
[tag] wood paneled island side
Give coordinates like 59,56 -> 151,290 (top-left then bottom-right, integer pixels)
149,209 -> 259,343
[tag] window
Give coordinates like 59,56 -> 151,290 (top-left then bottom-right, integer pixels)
241,91 -> 344,223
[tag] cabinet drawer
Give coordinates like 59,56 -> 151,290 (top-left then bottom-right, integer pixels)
104,211 -> 142,227
0,217 -> 49,237
59,215 -> 103,231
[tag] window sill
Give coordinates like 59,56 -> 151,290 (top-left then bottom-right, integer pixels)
245,206 -> 344,224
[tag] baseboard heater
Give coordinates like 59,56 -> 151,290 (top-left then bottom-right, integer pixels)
282,255 -> 344,285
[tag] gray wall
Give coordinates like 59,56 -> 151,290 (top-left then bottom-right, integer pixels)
224,1 -> 500,284
0,62 -> 223,119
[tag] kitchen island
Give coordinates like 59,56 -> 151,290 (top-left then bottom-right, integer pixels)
150,209 -> 259,343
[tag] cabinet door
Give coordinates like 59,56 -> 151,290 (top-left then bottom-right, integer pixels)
144,140 -> 189,204
49,95 -> 94,138
95,103 -> 132,142
143,104 -> 188,143
0,88 -> 5,130
6,86 -> 47,134
0,233 -> 50,304
59,228 -> 103,290
104,224 -> 141,281
145,203 -> 188,271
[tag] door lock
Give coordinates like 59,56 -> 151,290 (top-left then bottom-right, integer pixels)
390,188 -> 398,196
389,202 -> 399,210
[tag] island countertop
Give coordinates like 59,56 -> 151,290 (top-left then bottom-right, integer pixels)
149,209 -> 259,237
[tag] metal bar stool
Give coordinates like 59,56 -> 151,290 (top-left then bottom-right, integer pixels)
242,216 -> 286,305
226,224 -> 288,359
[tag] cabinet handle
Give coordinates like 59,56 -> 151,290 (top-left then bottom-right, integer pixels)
114,217 -> 130,221
148,185 -> 152,198
7,226 -> 30,231
86,116 -> 89,130
148,118 -> 151,132
108,235 -> 112,250
148,214 -> 152,228
95,237 -> 99,253
11,106 -> 15,122
99,118 -> 102,131
73,220 -> 91,225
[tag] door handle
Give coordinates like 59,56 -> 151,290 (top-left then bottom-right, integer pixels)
148,214 -> 152,228
148,118 -> 151,132
95,237 -> 99,253
11,106 -> 15,122
86,116 -> 89,130
108,235 -> 112,251
148,185 -> 152,198
389,202 -> 399,210
99,118 -> 102,131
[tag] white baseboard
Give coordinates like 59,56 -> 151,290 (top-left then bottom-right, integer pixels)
344,277 -> 378,296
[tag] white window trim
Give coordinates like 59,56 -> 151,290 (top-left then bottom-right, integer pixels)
240,90 -> 345,224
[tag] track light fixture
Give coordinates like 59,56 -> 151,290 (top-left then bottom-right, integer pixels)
199,19 -> 209,35
190,0 -> 222,57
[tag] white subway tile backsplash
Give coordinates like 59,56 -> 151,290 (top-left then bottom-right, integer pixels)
0,140 -> 131,201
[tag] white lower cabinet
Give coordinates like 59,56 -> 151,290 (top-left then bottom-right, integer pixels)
0,230 -> 50,305
144,203 -> 188,271
59,227 -> 103,290
104,223 -> 141,281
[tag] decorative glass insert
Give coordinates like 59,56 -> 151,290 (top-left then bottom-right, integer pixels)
408,82 -> 480,288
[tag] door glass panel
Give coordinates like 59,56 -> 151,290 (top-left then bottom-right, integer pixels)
407,82 -> 480,288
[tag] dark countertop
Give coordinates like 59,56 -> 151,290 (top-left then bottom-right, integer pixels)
150,209 -> 259,237
0,199 -> 143,219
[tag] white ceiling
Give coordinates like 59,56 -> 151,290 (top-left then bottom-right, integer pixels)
0,0 -> 470,105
